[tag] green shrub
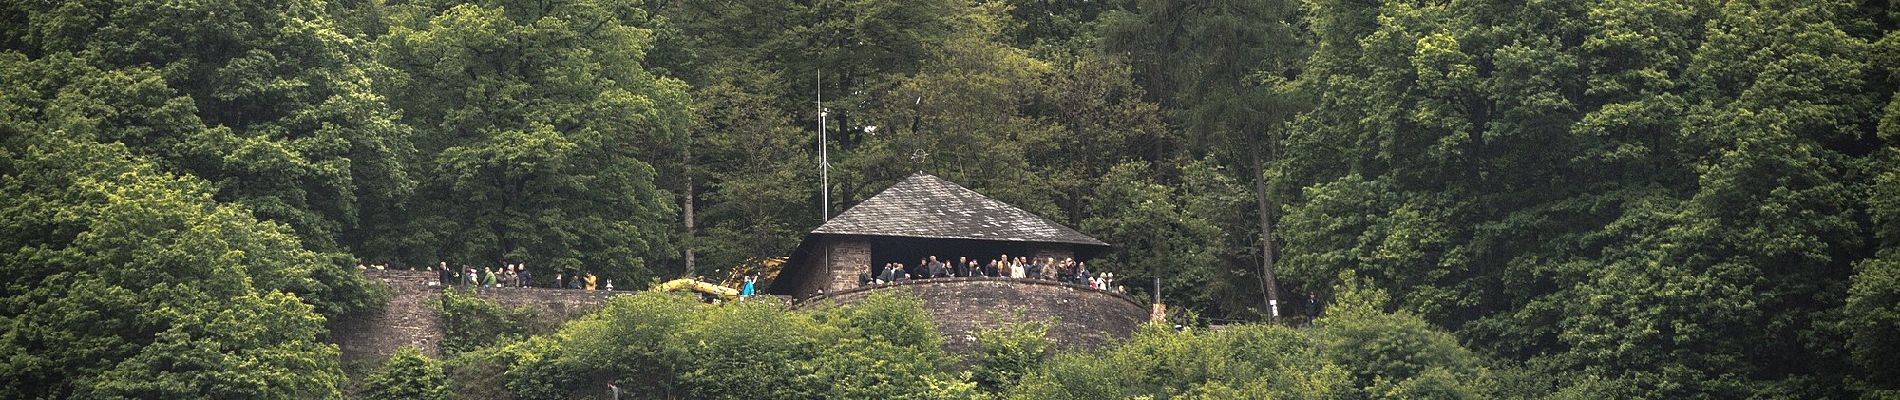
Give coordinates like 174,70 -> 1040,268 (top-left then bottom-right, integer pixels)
807,293 -> 967,399
440,341 -> 517,400
364,347 -> 448,400
1009,323 -> 1349,399
507,292 -> 704,399
439,291 -> 980,399
972,314 -> 1051,392
1318,271 -> 1492,399
436,289 -> 551,354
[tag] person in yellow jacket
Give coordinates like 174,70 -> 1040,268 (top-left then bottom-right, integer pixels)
584,272 -> 598,291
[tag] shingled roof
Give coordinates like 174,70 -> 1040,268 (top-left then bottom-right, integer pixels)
813,173 -> 1108,246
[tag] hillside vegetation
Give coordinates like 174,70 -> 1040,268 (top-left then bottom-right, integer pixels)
2,0 -> 1898,398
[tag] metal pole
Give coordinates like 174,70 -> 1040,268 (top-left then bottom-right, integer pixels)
818,69 -> 829,222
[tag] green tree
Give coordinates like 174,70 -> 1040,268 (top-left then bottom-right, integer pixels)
653,0 -> 962,191
1843,29 -> 1900,396
1024,50 -> 1178,225
838,0 -> 1060,216
1845,252 -> 1900,396
0,51 -> 383,316
1002,0 -> 1136,51
1542,1 -> 1874,396
0,137 -> 346,399
1083,162 -> 1232,311
0,0 -> 418,255
687,67 -> 817,275
1279,0 -> 1890,396
373,0 -> 690,283
1105,0 -> 1310,319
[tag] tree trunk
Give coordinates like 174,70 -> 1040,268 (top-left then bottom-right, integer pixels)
1250,144 -> 1282,322
682,132 -> 696,278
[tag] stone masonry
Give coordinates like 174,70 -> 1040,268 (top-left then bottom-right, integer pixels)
821,237 -> 872,296
333,269 -> 1145,363
813,277 -> 1148,353
329,270 -> 619,363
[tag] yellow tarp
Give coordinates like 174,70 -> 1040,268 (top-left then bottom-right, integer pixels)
656,278 -> 740,299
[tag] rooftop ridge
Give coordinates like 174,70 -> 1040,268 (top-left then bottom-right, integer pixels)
811,174 -> 1107,246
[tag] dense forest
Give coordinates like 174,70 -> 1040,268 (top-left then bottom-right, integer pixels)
2,0 -> 1898,398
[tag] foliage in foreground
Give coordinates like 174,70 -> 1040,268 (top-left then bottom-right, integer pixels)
971,314 -> 1052,392
408,277 -> 1493,400
364,347 -> 449,400
1009,273 -> 1490,400
1,0 -> 1898,397
435,289 -> 554,355
431,292 -> 976,400
0,138 -> 349,398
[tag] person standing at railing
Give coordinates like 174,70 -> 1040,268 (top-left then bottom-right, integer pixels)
434,262 -> 450,286
518,264 -> 533,288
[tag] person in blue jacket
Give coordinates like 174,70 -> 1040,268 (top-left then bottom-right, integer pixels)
741,275 -> 757,297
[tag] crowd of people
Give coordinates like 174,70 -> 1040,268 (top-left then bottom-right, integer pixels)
365,253 -> 1121,296
857,255 -> 1122,293
385,261 -> 612,291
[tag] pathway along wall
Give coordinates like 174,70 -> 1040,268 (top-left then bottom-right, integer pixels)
809,277 -> 1150,353
328,270 -> 618,363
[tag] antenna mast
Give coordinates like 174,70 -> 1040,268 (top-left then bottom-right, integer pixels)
818,69 -> 830,222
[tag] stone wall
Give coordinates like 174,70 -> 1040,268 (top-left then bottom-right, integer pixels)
328,270 -> 620,363
809,277 -> 1149,353
333,270 -> 1147,363
787,237 -> 872,299
823,238 -> 871,296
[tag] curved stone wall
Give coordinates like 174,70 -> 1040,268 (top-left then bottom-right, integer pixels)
329,270 -> 621,363
806,277 -> 1150,352
333,272 -> 1149,362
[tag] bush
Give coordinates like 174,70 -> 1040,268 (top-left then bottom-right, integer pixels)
437,289 -> 551,354
1318,271 -> 1492,399
972,314 -> 1051,392
436,291 -> 983,399
517,292 -> 704,398
1009,323 -> 1349,399
806,294 -> 967,399
440,341 -> 518,400
364,347 -> 447,400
